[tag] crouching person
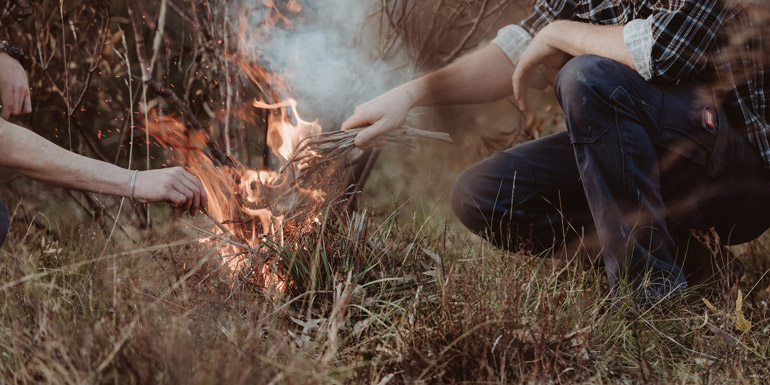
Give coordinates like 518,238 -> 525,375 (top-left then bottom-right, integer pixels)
343,0 -> 767,307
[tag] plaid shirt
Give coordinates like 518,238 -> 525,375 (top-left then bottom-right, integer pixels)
492,0 -> 770,168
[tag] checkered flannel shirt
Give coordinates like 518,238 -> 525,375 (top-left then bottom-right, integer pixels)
492,0 -> 770,169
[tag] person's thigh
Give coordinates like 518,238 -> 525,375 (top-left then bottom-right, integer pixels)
451,131 -> 596,253
0,200 -> 9,247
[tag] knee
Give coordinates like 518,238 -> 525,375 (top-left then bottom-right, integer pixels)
450,167 -> 489,234
0,201 -> 9,247
554,54 -> 625,107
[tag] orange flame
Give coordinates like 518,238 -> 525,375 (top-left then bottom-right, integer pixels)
141,1 -> 350,293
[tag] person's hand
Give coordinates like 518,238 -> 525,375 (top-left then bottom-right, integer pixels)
341,85 -> 416,149
133,167 -> 208,216
0,52 -> 32,120
512,22 -> 572,111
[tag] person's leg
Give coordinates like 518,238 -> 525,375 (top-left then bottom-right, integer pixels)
554,55 -> 715,302
451,131 -> 597,256
0,200 -> 9,247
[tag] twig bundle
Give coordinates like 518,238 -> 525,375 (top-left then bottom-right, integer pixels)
282,126 -> 453,184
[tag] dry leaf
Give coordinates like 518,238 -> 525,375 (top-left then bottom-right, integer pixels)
735,290 -> 751,333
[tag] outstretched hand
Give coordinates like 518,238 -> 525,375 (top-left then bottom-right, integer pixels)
0,52 -> 31,120
341,86 -> 415,150
133,167 -> 208,216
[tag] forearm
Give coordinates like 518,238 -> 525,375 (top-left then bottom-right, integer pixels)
0,120 -> 132,197
403,44 -> 517,108
545,20 -> 634,70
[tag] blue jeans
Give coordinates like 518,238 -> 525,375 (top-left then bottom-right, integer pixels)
451,55 -> 770,300
0,200 -> 9,247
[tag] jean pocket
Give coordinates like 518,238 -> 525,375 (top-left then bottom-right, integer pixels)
652,88 -> 720,168
652,124 -> 716,167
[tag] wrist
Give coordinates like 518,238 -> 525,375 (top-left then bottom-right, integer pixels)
403,79 -> 429,108
0,41 -> 26,68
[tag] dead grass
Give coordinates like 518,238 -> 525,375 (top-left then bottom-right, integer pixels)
1,190 -> 769,384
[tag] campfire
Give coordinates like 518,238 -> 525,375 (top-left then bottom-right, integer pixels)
146,91 -> 450,293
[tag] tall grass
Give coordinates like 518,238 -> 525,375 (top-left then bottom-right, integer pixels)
1,192 -> 769,384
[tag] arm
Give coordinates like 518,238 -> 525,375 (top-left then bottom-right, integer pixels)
343,0 -> 578,147
512,21 -> 633,111
0,119 -> 207,215
513,0 -> 729,109
341,44 -> 521,147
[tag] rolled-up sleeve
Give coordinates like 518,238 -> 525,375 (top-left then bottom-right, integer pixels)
491,25 -> 533,66
623,18 -> 654,80
492,0 -> 577,66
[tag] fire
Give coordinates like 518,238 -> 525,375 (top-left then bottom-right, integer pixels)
146,97 -> 333,292
141,1 -> 354,293
254,98 -> 321,161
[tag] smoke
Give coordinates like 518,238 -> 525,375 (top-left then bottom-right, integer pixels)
235,0 -> 409,129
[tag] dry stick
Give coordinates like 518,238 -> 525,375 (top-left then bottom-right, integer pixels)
223,7 -> 233,157
201,210 -> 237,240
59,0 -> 72,150
189,224 -> 252,251
281,126 -> 453,175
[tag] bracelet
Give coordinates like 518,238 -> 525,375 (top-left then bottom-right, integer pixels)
0,41 -> 26,68
129,170 -> 139,206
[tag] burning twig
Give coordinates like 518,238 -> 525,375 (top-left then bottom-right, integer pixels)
281,126 -> 453,184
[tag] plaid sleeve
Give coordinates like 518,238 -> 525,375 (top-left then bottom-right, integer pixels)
520,0 -> 578,36
649,0 -> 728,82
492,0 -> 577,66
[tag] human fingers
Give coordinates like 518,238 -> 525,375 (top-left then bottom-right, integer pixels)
177,175 -> 202,215
512,66 -> 530,112
167,190 -> 188,209
22,88 -> 31,114
179,169 -> 207,211
341,105 -> 374,131
172,182 -> 195,213
354,120 -> 393,148
512,40 -> 551,111
0,87 -> 13,120
11,87 -> 22,116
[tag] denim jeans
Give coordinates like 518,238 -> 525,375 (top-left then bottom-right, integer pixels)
0,200 -> 9,247
451,55 -> 770,300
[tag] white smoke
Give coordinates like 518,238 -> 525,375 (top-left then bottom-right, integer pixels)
237,0 -> 409,129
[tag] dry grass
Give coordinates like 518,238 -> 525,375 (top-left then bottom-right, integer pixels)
2,0 -> 770,383
283,126 -> 453,185
1,192 -> 769,384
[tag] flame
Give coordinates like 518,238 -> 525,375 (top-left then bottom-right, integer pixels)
254,98 -> 321,161
141,1 -> 350,293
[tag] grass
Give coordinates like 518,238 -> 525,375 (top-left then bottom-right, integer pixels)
2,101 -> 769,384
1,182 -> 769,384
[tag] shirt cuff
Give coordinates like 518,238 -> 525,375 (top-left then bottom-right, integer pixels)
623,17 -> 654,80
491,25 -> 533,66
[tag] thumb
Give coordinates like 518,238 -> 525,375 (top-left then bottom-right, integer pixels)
355,119 -> 390,148
0,88 -> 12,120
341,107 -> 373,131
